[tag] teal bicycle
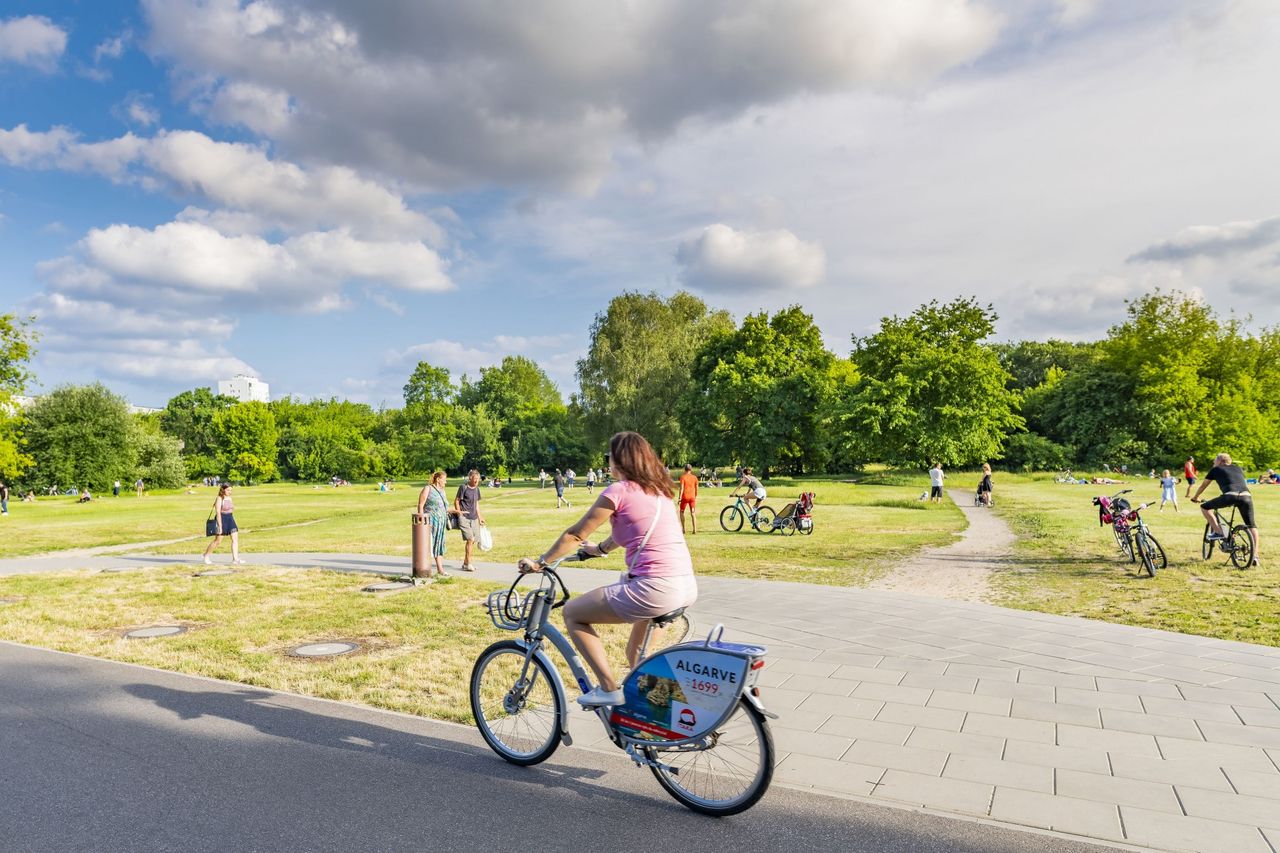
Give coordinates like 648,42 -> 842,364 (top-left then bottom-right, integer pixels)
719,492 -> 775,533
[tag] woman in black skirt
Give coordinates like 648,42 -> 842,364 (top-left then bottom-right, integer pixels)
203,483 -> 245,565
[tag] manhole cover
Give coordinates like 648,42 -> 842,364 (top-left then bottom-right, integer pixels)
125,626 -> 187,639
362,580 -> 415,593
101,568 -> 135,573
290,642 -> 359,658
195,569 -> 236,577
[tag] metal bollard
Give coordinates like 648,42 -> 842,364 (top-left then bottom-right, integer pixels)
411,513 -> 432,578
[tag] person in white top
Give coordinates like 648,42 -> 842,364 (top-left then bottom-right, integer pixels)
929,463 -> 945,503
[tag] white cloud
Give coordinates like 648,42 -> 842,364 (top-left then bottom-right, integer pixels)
0,15 -> 67,72
675,224 -> 825,293
93,33 -> 129,64
125,97 -> 160,128
390,333 -> 580,396
141,0 -> 1004,190
39,220 -> 452,313
1054,0 -> 1099,27
1127,216 -> 1280,263
0,125 -> 442,241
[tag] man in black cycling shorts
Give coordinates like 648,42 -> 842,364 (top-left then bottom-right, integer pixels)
1191,452 -> 1259,566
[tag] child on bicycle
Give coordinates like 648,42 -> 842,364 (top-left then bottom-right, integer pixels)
1191,452 -> 1259,567
518,431 -> 698,707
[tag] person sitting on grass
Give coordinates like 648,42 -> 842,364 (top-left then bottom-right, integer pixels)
77,488 -> 92,503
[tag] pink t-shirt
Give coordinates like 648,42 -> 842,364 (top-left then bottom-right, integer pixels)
602,480 -> 693,578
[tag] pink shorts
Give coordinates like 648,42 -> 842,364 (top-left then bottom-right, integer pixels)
602,571 -> 698,622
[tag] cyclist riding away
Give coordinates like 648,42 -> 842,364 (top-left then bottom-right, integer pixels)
735,467 -> 767,513
1192,452 -> 1260,567
518,431 -> 698,707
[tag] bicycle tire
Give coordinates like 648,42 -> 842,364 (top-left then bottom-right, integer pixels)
1201,524 -> 1215,561
780,517 -> 797,536
645,697 -> 774,816
1114,526 -> 1134,562
799,520 -> 813,536
1229,525 -> 1254,569
1145,530 -> 1167,570
720,505 -> 744,532
752,505 -> 776,532
470,640 -> 562,766
1136,530 -> 1158,578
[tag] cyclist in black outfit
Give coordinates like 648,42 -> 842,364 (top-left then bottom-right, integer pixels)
1191,452 -> 1259,566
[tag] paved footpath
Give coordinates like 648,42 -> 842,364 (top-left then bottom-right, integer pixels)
3,547 -> 1280,852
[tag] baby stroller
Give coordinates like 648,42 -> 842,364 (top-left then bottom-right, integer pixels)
771,492 -> 815,535
974,485 -> 994,507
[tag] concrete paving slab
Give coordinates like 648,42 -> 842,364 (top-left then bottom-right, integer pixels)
989,788 -> 1124,842
1119,807 -> 1273,853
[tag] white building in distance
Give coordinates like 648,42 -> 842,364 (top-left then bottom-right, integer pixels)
218,374 -> 270,403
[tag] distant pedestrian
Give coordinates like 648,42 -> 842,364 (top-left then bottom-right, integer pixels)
417,471 -> 453,579
1183,456 -> 1197,498
566,468 -> 576,489
202,483 -> 244,565
678,463 -> 699,534
454,469 -> 485,572
978,464 -> 993,507
586,467 -> 597,493
0,481 -> 8,515
928,462 -> 945,503
539,469 -> 547,489
1159,469 -> 1178,512
553,469 -> 569,509
135,477 -> 144,497
112,480 -> 120,497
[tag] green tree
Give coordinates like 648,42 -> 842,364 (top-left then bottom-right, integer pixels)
133,427 -> 187,489
684,307 -> 846,475
0,313 -> 37,479
403,362 -> 455,408
458,355 -> 562,416
272,397 -> 376,480
990,339 -> 1099,391
840,298 -> 1023,467
392,361 -> 464,473
212,402 -> 279,483
159,387 -> 236,477
453,404 -> 505,473
24,383 -> 137,490
578,291 -> 734,460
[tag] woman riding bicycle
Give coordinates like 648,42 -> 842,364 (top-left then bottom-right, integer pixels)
518,431 -> 697,707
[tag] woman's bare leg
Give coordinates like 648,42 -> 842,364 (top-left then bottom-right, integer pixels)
562,587 -> 629,691
627,620 -> 655,668
230,531 -> 240,562
203,534 -> 220,558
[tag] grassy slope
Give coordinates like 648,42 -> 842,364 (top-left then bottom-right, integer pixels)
990,473 -> 1280,646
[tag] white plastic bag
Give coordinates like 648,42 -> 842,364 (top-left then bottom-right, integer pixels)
478,525 -> 494,552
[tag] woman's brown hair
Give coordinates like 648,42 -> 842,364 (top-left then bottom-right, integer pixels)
431,470 -> 446,485
218,483 -> 231,497
609,431 -> 673,498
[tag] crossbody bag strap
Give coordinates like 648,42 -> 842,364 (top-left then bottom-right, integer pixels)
626,497 -> 662,571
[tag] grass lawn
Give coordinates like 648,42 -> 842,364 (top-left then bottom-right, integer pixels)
0,564 -> 641,724
990,473 -> 1280,647
11,477 -> 966,587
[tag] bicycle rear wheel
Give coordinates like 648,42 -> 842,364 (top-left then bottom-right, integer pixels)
1114,526 -> 1134,562
720,506 -> 743,532
1136,530 -> 1163,577
752,505 -> 776,532
645,698 -> 774,816
470,640 -> 562,766
1229,525 -> 1254,569
1201,524 -> 1215,561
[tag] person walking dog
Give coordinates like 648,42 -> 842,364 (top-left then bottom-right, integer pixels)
202,483 -> 244,565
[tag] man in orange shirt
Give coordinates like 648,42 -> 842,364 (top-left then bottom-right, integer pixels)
678,463 -> 699,534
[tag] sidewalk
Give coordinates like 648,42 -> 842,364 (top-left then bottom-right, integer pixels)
2,549 -> 1279,852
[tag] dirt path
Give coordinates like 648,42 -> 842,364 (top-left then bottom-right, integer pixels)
867,488 -> 1015,602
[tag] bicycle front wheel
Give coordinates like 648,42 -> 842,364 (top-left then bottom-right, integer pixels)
1201,524 -> 1215,561
470,640 -> 563,766
1114,526 -> 1134,562
645,697 -> 774,816
752,505 -> 776,532
720,506 -> 743,532
1136,530 -> 1161,577
1230,525 -> 1254,569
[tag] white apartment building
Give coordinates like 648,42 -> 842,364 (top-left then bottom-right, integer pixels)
218,374 -> 270,403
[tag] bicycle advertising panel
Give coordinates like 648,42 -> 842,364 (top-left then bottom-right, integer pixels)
611,647 -> 748,743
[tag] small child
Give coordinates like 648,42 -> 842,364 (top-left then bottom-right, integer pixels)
1159,469 -> 1178,512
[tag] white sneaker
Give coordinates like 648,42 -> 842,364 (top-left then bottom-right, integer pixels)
233,558 -> 246,565
203,556 -> 212,565
577,687 -> 624,707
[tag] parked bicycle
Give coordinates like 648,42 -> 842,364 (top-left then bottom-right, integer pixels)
719,493 -> 775,532
1093,489 -> 1165,577
470,553 -> 776,816
1193,501 -> 1254,569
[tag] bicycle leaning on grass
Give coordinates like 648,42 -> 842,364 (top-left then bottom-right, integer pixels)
469,552 -> 777,816
719,492 -> 775,533
1192,500 -> 1254,569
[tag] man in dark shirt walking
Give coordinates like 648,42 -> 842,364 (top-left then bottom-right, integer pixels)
453,469 -> 485,572
1192,453 -> 1259,567
552,469 -> 569,509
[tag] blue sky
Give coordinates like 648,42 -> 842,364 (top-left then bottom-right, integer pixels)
2,0 -> 1279,408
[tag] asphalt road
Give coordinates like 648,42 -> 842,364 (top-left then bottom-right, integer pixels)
0,643 -> 1115,853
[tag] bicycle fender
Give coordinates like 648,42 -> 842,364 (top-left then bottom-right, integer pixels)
516,640 -> 574,744
745,689 -> 779,720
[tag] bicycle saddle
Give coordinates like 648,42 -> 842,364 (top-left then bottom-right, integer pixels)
651,607 -> 687,627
